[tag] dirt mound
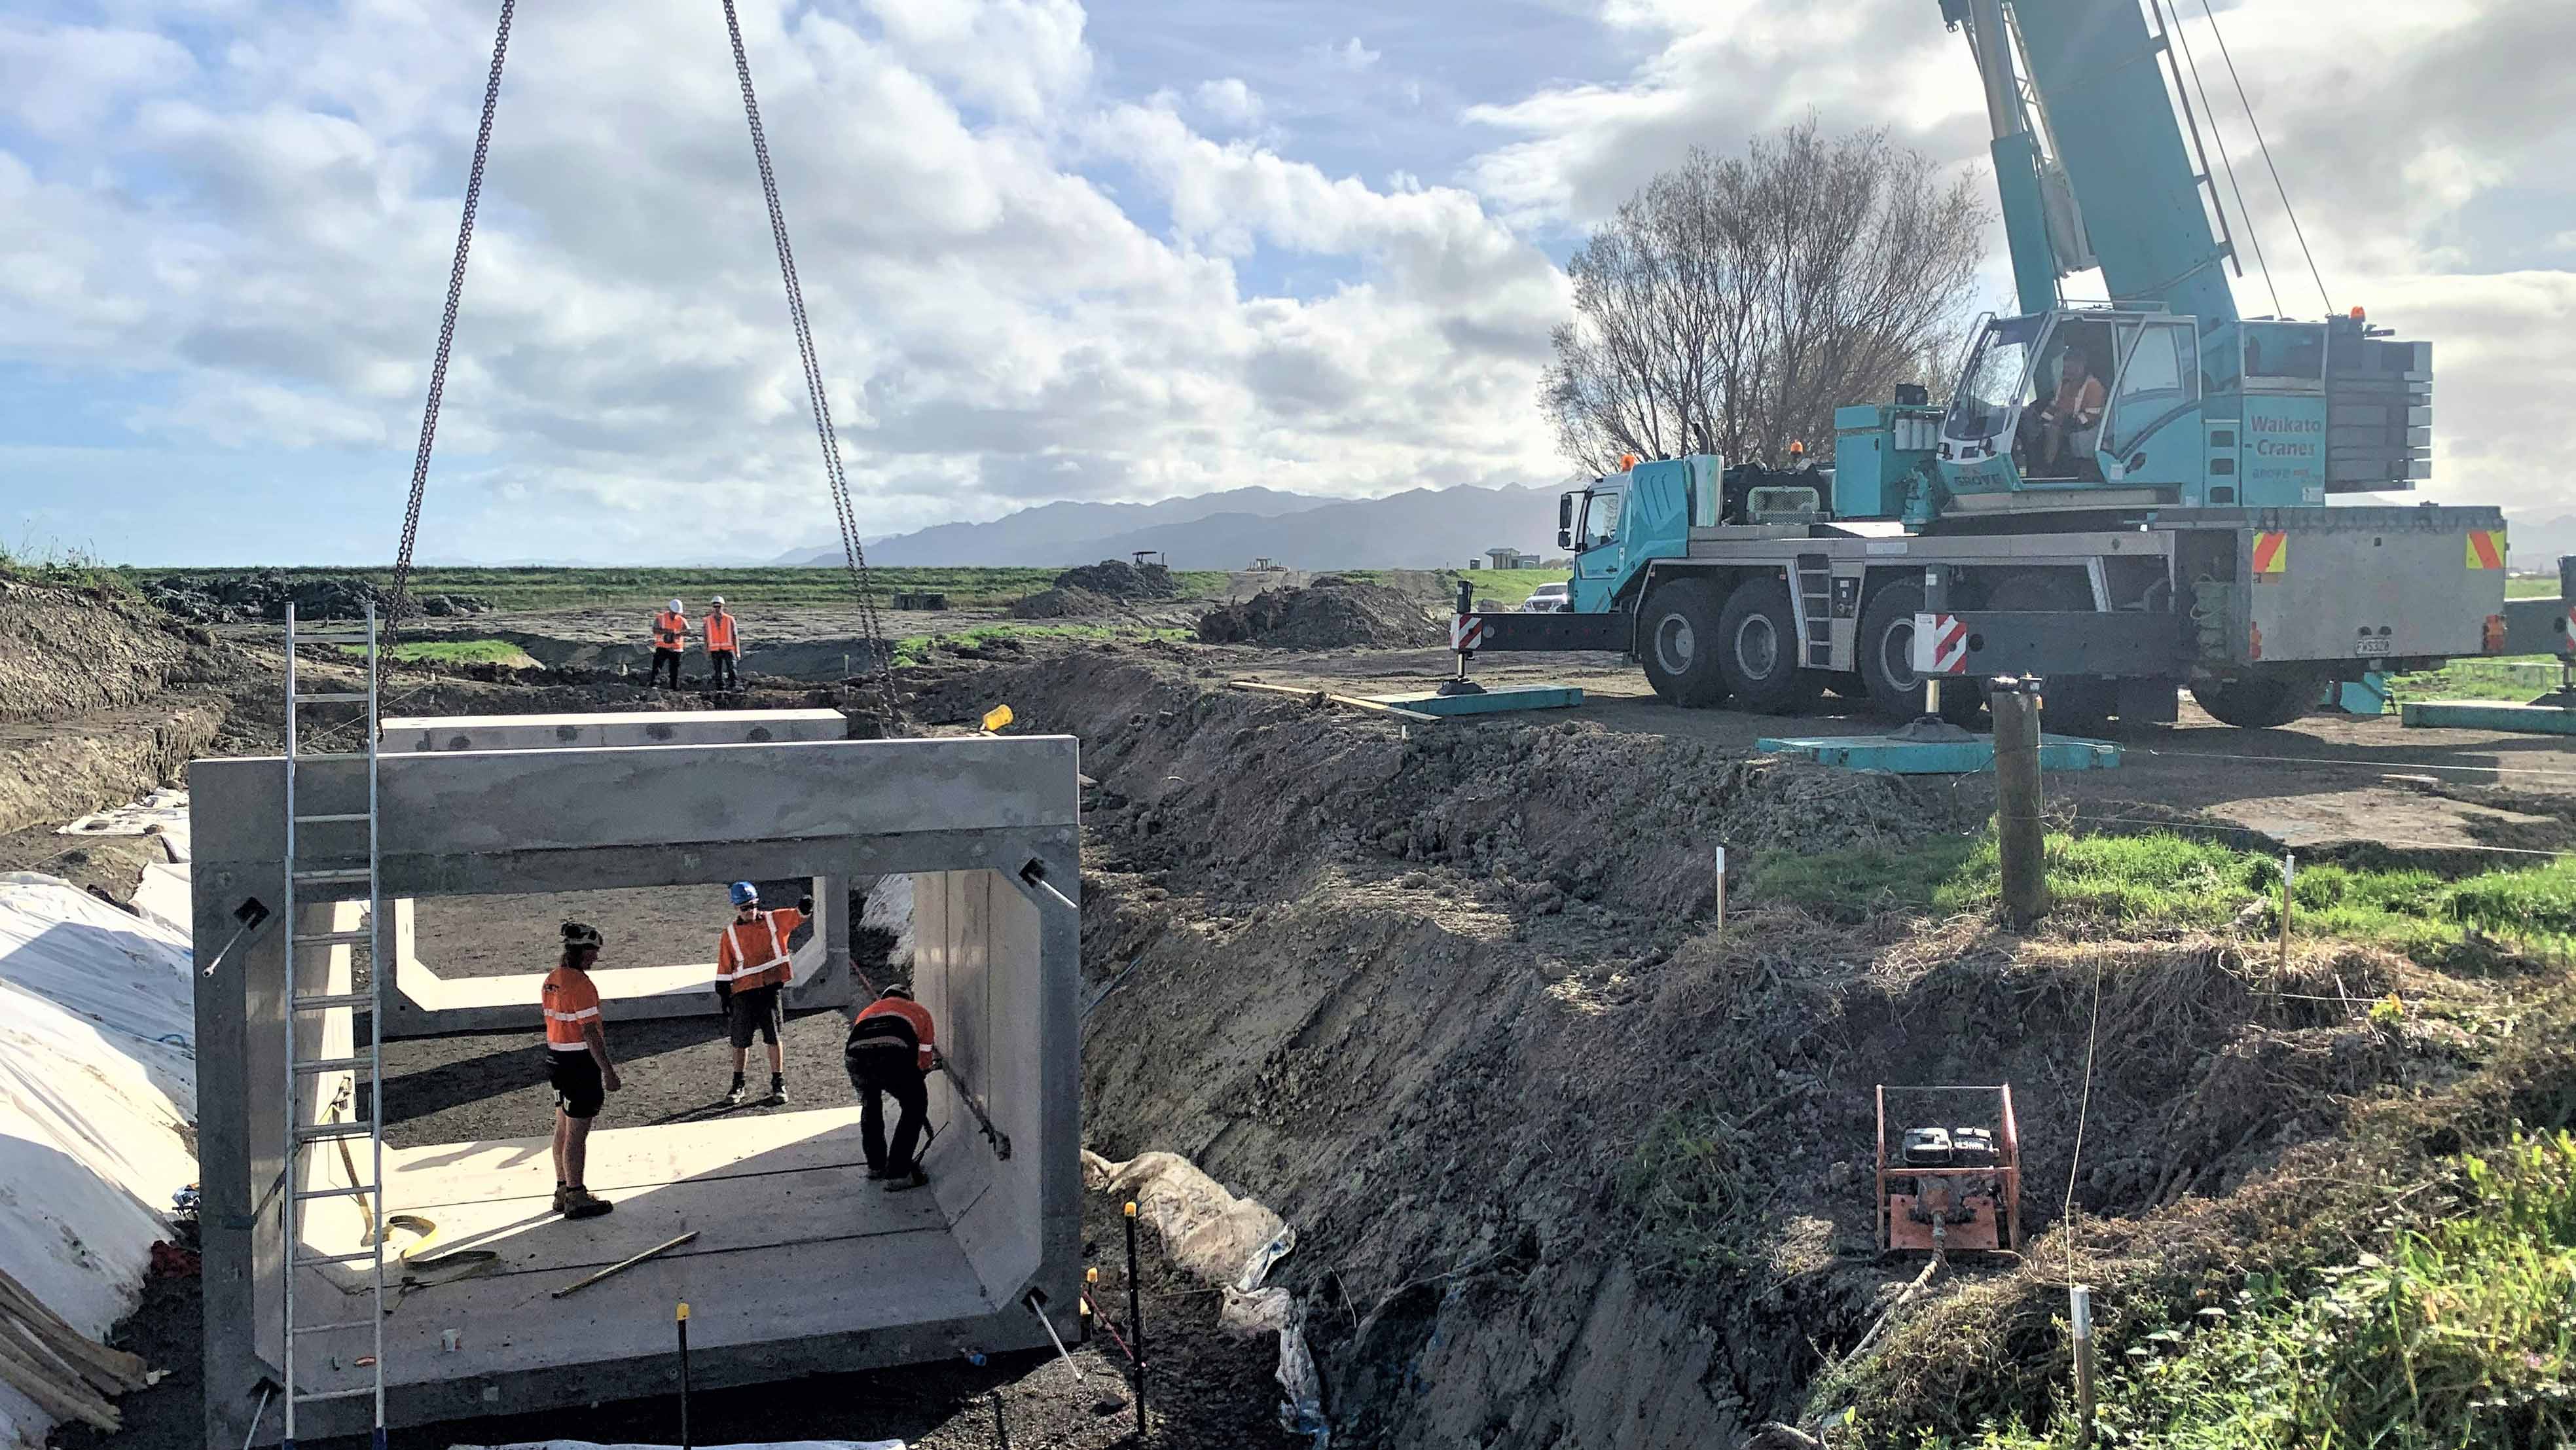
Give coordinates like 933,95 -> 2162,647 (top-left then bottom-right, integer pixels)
1053,558 -> 1180,600
1195,576 -> 1445,649
1008,585 -> 1112,619
0,581 -> 212,725
140,570 -> 491,624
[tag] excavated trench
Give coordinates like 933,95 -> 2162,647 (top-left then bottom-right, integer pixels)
910,647 -> 2531,1447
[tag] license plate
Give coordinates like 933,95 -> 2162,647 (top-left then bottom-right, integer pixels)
2354,637 -> 2393,657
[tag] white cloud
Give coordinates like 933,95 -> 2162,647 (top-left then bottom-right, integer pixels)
1315,36 -> 1380,72
1191,76 -> 1262,130
0,0 -> 1570,561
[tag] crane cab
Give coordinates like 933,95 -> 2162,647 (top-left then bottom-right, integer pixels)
1936,307 -> 2211,508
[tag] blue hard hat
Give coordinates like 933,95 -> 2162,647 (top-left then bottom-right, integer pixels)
729,881 -> 759,907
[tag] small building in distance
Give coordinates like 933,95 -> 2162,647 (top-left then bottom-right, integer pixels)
1485,547 -> 1541,570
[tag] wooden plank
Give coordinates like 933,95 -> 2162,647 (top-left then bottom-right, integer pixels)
1225,680 -> 1440,723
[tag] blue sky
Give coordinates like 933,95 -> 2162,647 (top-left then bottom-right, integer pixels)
1,0 -> 2569,565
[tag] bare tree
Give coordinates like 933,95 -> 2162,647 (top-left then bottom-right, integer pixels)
1541,119 -> 1989,476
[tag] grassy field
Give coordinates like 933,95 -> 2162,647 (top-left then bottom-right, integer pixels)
2386,655 -> 2564,702
1749,829 -> 2576,956
1453,569 -> 1570,607
2507,574 -> 2560,598
338,639 -> 539,666
116,565 -> 1235,611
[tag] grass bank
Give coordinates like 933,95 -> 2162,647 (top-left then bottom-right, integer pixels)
1942,1130 -> 2576,1449
337,639 -> 539,667
1749,829 -> 2576,956
890,621 -> 1188,666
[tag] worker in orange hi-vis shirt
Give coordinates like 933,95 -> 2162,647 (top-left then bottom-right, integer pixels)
844,985 -> 937,1191
648,599 -> 687,689
714,880 -> 812,1107
702,596 -> 742,691
541,921 -> 622,1219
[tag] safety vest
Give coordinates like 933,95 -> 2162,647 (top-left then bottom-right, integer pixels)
705,613 -> 737,652
717,907 -> 801,990
851,996 -> 936,1073
542,967 -> 602,1051
653,611 -> 687,649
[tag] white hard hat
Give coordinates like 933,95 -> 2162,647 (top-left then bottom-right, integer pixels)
710,596 -> 725,607
668,598 -> 683,613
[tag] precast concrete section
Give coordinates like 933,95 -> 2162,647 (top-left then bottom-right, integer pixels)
372,710 -> 859,1034
187,734 -> 1082,1450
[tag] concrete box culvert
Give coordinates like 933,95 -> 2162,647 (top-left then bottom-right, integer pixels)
374,711 -> 867,1035
187,731 -> 1081,1450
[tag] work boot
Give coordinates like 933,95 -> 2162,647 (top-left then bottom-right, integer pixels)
725,1075 -> 746,1108
562,1186 -> 613,1220
882,1168 -> 929,1193
767,1076 -> 788,1106
551,1184 -> 573,1216
864,1165 -> 890,1181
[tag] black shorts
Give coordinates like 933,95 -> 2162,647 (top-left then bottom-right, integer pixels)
547,1048 -> 604,1119
727,983 -> 784,1049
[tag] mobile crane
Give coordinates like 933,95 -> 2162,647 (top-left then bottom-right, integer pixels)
1455,0 -> 2509,733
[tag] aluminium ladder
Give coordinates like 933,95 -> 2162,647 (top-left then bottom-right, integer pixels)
277,602 -> 390,1450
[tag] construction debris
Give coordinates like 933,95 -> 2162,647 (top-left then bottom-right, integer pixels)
1051,559 -> 1179,601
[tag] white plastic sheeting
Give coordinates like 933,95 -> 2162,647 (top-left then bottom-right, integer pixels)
0,872 -> 196,1449
56,788 -> 193,937
1085,1150 -> 1328,1446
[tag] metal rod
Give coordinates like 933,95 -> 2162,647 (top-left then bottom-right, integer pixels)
2277,852 -> 2296,968
677,1302 -> 691,1450
1713,844 -> 1728,935
1126,1201 -> 1147,1439
1023,1294 -> 1083,1382
990,1389 -> 1009,1449
551,1231 -> 698,1298
2070,1282 -> 2097,1448
281,604 -> 301,1450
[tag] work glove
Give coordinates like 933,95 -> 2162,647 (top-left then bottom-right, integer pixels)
713,982 -> 733,1009
797,894 -> 814,915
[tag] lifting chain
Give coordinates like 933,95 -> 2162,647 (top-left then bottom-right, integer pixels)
387,0 -> 514,637
388,0 -> 905,733
720,0 -> 901,727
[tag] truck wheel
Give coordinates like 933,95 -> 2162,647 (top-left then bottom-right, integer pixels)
1716,578 -> 1821,714
1857,581 -> 1982,725
2191,671 -> 2321,729
1984,574 -> 2116,736
1638,579 -> 1729,707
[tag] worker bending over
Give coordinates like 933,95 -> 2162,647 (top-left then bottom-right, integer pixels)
703,596 -> 741,691
542,921 -> 622,1219
715,880 -> 810,1106
649,598 -> 688,689
846,985 -> 935,1191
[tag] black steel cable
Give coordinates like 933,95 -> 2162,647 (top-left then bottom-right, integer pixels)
2199,0 -> 2331,316
388,0 -> 515,638
721,0 -> 903,729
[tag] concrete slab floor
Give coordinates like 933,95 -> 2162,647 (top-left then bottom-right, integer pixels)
287,1110 -> 983,1400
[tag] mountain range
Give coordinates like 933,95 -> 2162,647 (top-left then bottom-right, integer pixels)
783,482 -> 1569,570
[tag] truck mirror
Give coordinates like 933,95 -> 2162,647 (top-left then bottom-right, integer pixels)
1558,527 -> 1574,551
1558,493 -> 1575,532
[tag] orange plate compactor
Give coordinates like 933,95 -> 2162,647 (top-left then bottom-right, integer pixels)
1876,1083 -> 2023,1254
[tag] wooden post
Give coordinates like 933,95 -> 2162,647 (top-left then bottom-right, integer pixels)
1713,845 -> 1728,934
1992,680 -> 2050,928
2069,1283 -> 2097,1449
1125,1201 -> 1148,1440
2277,853 -> 2296,968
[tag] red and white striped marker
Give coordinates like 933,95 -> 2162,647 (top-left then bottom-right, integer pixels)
1451,615 -> 1488,652
1912,612 -> 1969,675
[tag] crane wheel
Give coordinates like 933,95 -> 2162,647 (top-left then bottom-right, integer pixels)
2190,671 -> 2321,729
1716,578 -> 1822,714
1638,579 -> 1730,708
1857,581 -> 1984,725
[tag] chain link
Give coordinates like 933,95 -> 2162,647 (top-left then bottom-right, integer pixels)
388,0 -> 515,638
721,0 -> 903,729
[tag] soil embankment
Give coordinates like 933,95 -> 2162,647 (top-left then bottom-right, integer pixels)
0,581 -> 235,833
913,648 -> 2576,1447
